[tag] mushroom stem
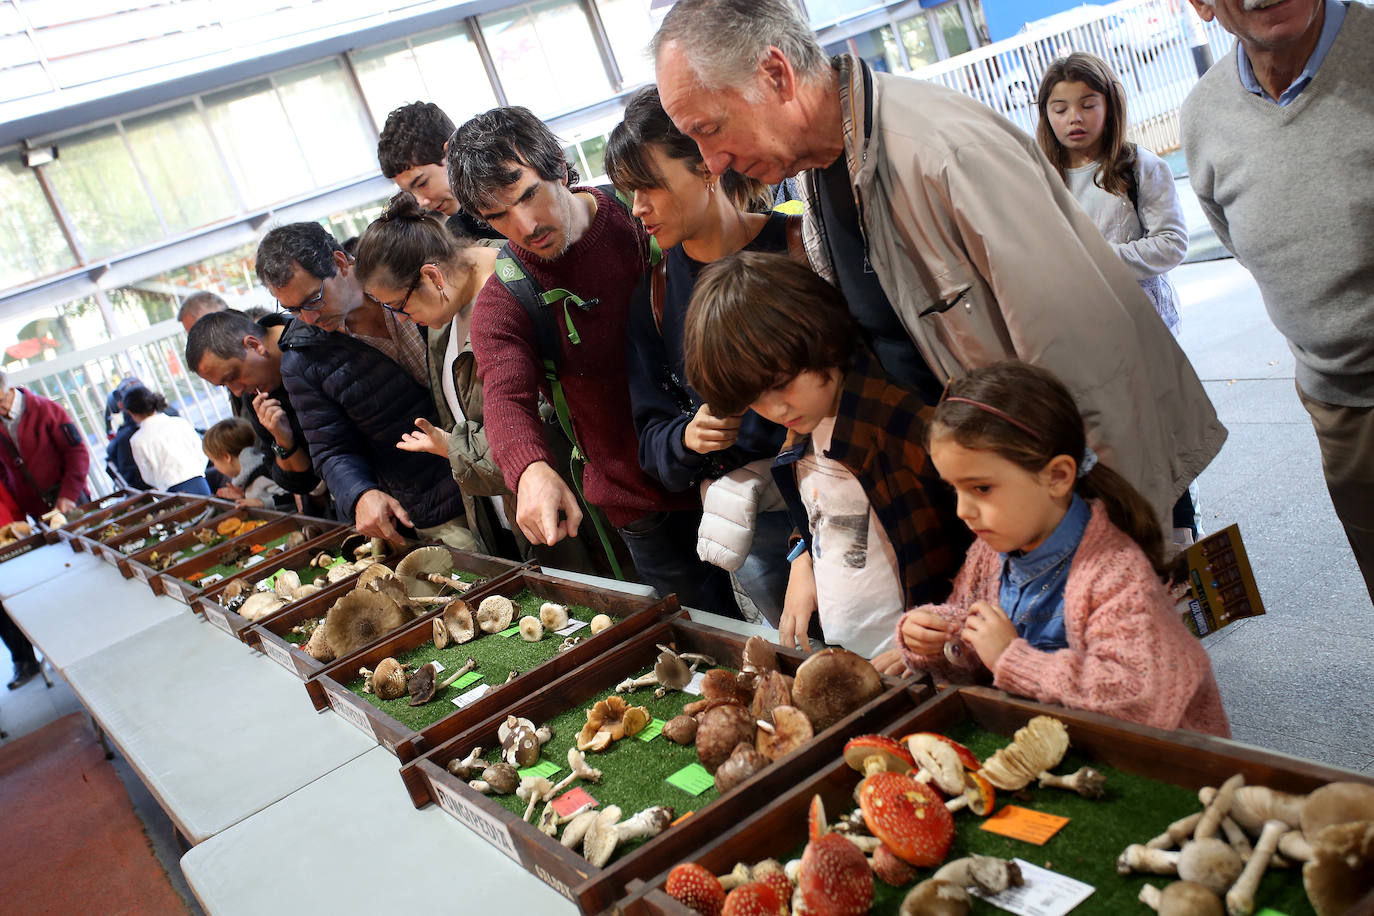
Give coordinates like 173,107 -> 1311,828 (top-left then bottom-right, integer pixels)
1276,830 -> 1312,863
615,672 -> 660,693
1037,766 -> 1106,799
841,834 -> 883,853
504,670 -> 520,684
933,856 -> 1024,894
446,746 -> 484,780
424,572 -> 471,591
406,594 -> 463,605
519,777 -> 554,822
1117,844 -> 1181,876
546,748 -> 603,798
1225,820 -> 1285,916
537,798 -> 596,836
1148,812 -> 1204,849
1195,774 -> 1245,841
439,657 -> 476,689
1220,817 -> 1254,861
717,862 -> 752,891
1139,884 -> 1163,911
559,809 -> 601,849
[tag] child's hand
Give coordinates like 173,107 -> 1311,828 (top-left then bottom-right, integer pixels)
870,648 -> 908,677
234,498 -> 264,509
962,601 -> 1018,670
216,484 -> 245,500
683,404 -> 742,454
777,551 -> 816,652
899,609 -> 956,656
396,418 -> 451,457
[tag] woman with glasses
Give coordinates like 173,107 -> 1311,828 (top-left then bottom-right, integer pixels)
353,191 -> 603,572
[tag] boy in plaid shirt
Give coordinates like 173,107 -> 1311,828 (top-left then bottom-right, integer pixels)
683,252 -> 969,673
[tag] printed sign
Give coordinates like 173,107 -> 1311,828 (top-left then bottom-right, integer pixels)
1176,524 -> 1265,637
430,778 -> 522,863
451,683 -> 492,708
683,671 -> 705,696
258,637 -> 296,672
555,618 -> 588,636
324,685 -> 376,741
201,605 -> 232,634
970,860 -> 1094,916
979,806 -> 1070,845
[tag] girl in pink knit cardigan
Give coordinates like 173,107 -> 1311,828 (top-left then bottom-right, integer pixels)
897,362 -> 1229,736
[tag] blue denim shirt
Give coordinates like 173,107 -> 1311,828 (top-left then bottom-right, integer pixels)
998,494 -> 1091,651
1237,0 -> 1347,106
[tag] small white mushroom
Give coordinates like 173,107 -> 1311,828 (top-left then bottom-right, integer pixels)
584,806 -> 673,867
1118,844 -> 1181,876
589,614 -> 612,635
1148,812 -> 1204,850
518,776 -> 554,822
274,569 -> 302,600
1038,766 -> 1107,799
1226,820 -> 1286,916
519,615 -> 544,641
560,809 -> 601,849
539,602 -> 569,630
1196,773 -> 1245,841
545,747 -> 603,799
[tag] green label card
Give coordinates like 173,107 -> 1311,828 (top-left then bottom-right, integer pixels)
326,555 -> 348,569
518,759 -> 562,781
1254,910 -> 1291,916
636,718 -> 665,742
263,570 -> 280,589
451,671 -> 484,690
666,763 -> 714,796
498,624 -> 522,637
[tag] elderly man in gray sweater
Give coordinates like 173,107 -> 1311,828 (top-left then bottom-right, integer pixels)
1182,0 -> 1374,600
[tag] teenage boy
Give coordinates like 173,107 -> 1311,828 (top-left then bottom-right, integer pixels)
684,251 -> 969,669
447,105 -> 736,615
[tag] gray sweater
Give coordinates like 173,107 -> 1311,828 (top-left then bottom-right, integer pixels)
1181,1 -> 1374,406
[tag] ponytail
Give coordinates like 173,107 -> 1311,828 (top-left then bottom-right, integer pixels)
1078,463 -> 1167,577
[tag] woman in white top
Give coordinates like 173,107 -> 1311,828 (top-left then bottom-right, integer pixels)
125,387 -> 211,495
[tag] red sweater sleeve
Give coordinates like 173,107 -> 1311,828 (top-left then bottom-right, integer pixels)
470,278 -> 558,494
897,540 -> 999,680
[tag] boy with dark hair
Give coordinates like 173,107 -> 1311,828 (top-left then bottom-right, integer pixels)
377,101 -> 500,240
684,251 -> 969,668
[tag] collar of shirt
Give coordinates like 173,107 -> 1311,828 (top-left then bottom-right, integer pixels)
1237,0 -> 1347,106
1001,492 -> 1091,590
2,388 -> 24,426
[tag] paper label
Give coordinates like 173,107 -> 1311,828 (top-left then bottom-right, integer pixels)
551,787 -> 596,817
242,554 -> 266,568
636,718 -> 665,742
555,618 -> 588,636
325,685 -> 376,741
430,778 -> 522,863
969,860 -> 1093,916
666,763 -> 714,795
451,683 -> 492,708
980,806 -> 1070,845
429,660 -> 445,673
198,573 -> 224,586
683,671 -> 705,696
259,636 -> 296,672
517,759 -> 561,781
202,605 -> 231,633
187,543 -> 206,554
165,587 -> 189,606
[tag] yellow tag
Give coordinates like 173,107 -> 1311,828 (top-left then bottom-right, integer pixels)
979,805 -> 1069,845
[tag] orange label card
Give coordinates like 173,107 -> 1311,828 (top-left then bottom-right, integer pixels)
979,806 -> 1069,845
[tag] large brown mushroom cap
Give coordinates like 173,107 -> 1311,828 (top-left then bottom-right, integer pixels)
750,670 -> 793,724
1303,820 -> 1374,916
695,704 -> 756,772
395,546 -> 453,597
355,562 -> 394,590
239,591 -> 286,622
715,742 -> 768,794
320,587 -> 408,658
791,649 -> 884,732
370,657 -> 409,700
476,595 -> 515,634
1301,782 -> 1374,841
757,705 -> 814,761
443,600 -> 475,644
407,661 -> 442,705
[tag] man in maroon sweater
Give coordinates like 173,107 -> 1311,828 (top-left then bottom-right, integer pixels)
0,370 -> 89,520
448,106 -> 736,615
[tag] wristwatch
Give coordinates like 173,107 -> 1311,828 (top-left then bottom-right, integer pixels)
272,439 -> 299,459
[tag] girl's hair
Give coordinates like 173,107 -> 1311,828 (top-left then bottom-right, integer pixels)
684,250 -> 858,416
202,418 -> 256,459
605,87 -> 771,212
931,361 -> 1166,575
1036,52 -> 1137,200
354,191 -> 471,291
123,386 -> 168,417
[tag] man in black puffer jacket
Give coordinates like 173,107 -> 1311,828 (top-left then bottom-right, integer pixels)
257,223 -> 469,547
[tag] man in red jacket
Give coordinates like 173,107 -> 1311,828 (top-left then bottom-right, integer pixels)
0,370 -> 90,520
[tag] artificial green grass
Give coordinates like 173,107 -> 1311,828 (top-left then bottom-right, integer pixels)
776,721 -> 1316,915
346,589 -> 608,731
182,534 -> 293,583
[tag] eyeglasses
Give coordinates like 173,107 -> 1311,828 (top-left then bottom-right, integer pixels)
377,270 -> 423,315
277,282 -> 326,314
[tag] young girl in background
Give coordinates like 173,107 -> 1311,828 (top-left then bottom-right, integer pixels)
896,362 -> 1228,736
1037,52 -> 1187,335
125,387 -> 212,496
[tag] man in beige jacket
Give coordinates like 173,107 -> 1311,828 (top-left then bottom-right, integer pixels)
653,0 -> 1225,528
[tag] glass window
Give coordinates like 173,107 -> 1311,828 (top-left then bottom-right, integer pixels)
411,26 -> 499,124
351,39 -> 424,128
847,25 -> 902,74
898,14 -> 938,69
596,0 -> 657,87
805,0 -> 883,28
935,3 -> 974,57
204,80 -> 313,208
123,103 -> 238,234
43,124 -> 163,261
579,133 -> 608,182
0,151 -> 76,292
480,1 -> 613,119
273,60 -> 376,187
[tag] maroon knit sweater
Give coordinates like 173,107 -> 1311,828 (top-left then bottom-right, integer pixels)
470,187 -> 694,528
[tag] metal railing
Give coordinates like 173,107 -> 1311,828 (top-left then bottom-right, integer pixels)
7,320 -> 231,497
909,0 -> 1235,153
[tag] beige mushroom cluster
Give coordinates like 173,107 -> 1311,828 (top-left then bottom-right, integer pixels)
1122,775 -> 1374,916
0,521 -> 34,546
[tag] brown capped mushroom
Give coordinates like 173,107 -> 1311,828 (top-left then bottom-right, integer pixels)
1139,880 -> 1224,916
695,703 -> 756,772
446,746 -> 483,780
406,657 -> 476,705
1301,782 -> 1374,841
362,657 -> 409,701
715,742 -> 767,793
355,562 -> 393,590
700,668 -> 754,706
662,715 -> 698,745
790,648 -> 883,732
755,705 -> 813,762
320,587 -> 408,658
476,595 -> 515,634
616,649 -> 692,696
1303,820 -> 1374,916
395,546 -> 457,597
469,762 -> 518,795
749,670 -> 793,724
302,624 -> 334,661
576,696 -> 651,751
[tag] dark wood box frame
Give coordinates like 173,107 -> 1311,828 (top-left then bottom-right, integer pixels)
72,493 -> 195,557
43,489 -> 141,544
304,568 -> 675,761
400,614 -> 924,915
617,685 -> 1374,916
239,544 -> 524,671
117,505 -> 289,592
0,530 -> 51,565
87,498 -> 213,566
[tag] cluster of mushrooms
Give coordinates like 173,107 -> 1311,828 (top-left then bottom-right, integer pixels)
663,715 -> 1106,916
220,530 -> 374,621
635,638 -> 886,796
1119,776 -> 1374,916
0,520 -> 33,546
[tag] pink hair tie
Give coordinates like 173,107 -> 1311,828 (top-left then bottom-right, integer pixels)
940,396 -> 1043,442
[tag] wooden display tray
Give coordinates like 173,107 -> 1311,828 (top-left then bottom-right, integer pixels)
305,568 -> 674,761
246,545 -> 527,680
69,493 -> 185,555
191,525 -> 372,641
43,489 -> 142,544
400,615 -> 922,915
618,686 -> 1374,916
135,509 -> 306,602
88,498 -> 213,565
0,530 -> 51,565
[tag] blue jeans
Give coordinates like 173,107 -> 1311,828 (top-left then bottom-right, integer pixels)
733,510 -> 792,627
618,510 -> 740,618
168,476 -> 212,496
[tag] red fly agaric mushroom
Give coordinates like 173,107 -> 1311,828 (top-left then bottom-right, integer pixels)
750,861 -> 792,908
858,770 -> 956,867
666,863 -> 726,916
945,771 -> 996,816
791,649 -> 883,732
843,734 -> 915,780
977,716 -> 1070,791
799,832 -> 874,916
755,705 -> 813,762
721,881 -> 785,916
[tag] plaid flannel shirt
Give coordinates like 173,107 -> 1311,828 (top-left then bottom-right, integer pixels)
772,348 -> 970,608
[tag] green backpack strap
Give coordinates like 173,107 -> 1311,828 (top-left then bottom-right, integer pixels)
494,244 -> 626,580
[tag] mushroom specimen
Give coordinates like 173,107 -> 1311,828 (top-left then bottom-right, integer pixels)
273,570 -> 302,600
933,855 -> 1024,894
1139,881 -> 1225,916
544,747 -> 603,800
977,715 -> 1070,791
576,695 -> 652,752
695,704 -> 757,772
715,742 -> 768,794
798,832 -> 874,916
843,735 -> 916,781
446,746 -> 484,780
469,762 -> 519,795
539,602 -> 569,630
518,776 -> 554,822
302,625 -> 334,661
616,649 -> 692,696
906,732 -> 968,796
238,591 -> 286,622
583,806 -> 674,867
944,771 -> 996,816
395,546 -> 465,597
900,880 -> 972,916
319,587 -> 408,657
519,615 -> 544,641
406,657 -> 476,705
700,668 -> 755,706
665,863 -> 726,916
1038,765 -> 1107,798
560,809 -> 602,850
859,770 -> 956,867
475,595 -> 515,634
662,715 -> 698,745
749,670 -> 793,724
1300,782 -> 1374,840
720,882 -> 785,916
1225,819 -> 1287,916
1303,820 -> 1374,916
360,657 -> 409,700
589,614 -> 613,635
755,706 -> 813,762
790,648 -> 884,732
